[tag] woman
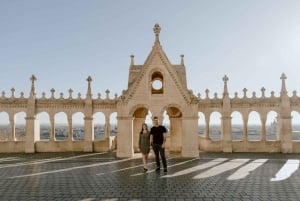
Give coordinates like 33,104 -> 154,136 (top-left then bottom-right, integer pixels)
138,123 -> 151,173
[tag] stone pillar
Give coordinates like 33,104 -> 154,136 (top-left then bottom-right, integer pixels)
221,116 -> 232,152
68,117 -> 72,141
169,117 -> 182,152
50,117 -> 55,141
278,115 -> 292,153
278,73 -> 292,153
261,115 -> 266,141
116,116 -> 134,157
25,116 -> 39,153
181,116 -> 199,157
84,116 -> 93,152
9,117 -> 15,141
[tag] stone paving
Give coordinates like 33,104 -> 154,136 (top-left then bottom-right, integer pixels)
0,151 -> 300,201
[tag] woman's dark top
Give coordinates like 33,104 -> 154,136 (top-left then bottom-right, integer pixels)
139,131 -> 150,154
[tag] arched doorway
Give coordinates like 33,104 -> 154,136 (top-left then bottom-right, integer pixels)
165,106 -> 182,153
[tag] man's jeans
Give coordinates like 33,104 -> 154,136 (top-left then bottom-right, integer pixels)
152,143 -> 167,169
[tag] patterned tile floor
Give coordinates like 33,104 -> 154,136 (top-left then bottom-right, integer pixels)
0,151 -> 299,201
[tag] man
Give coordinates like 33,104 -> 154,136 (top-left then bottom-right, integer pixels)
150,116 -> 167,172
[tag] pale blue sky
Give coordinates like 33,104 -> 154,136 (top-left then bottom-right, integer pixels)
1,0 -> 300,99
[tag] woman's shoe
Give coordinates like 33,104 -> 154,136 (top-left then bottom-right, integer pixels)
143,168 -> 148,173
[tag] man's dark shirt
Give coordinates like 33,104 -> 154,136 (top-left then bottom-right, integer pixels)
150,125 -> 167,144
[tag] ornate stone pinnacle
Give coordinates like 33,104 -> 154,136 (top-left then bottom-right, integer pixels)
153,23 -> 161,35
153,23 -> 161,43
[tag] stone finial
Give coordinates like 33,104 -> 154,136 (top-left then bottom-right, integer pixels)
205,89 -> 209,99
11,87 -> 15,98
68,88 -> 73,99
180,54 -> 184,65
197,93 -> 201,99
153,23 -> 161,43
105,89 -> 110,99
130,55 -> 134,66
222,75 -> 229,97
30,74 -> 37,96
280,73 -> 287,95
243,88 -> 247,98
50,88 -> 55,99
86,76 -> 92,98
261,87 -> 266,98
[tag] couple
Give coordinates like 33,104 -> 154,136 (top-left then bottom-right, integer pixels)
138,116 -> 167,173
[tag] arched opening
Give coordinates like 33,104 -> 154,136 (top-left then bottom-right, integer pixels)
72,112 -> 84,140
231,111 -> 243,141
15,112 -> 26,141
132,107 -> 149,152
266,111 -> 277,141
54,112 -> 68,141
110,112 -> 118,136
198,112 -> 205,137
165,106 -> 182,152
247,111 -> 262,141
209,112 -> 221,141
93,112 -> 105,140
0,112 -> 10,141
37,112 -> 50,140
291,111 -> 300,141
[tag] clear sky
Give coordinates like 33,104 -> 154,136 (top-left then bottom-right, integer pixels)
1,0 -> 300,99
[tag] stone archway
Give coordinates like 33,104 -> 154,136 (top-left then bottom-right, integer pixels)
132,107 -> 149,152
164,106 -> 182,153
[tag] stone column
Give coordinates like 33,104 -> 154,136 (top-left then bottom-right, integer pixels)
25,116 -> 39,153
221,115 -> 232,152
9,117 -> 15,141
68,117 -> 72,141
181,116 -> 199,157
169,117 -> 182,152
84,116 -> 93,152
278,115 -> 292,153
50,117 -> 55,141
116,116 -> 134,157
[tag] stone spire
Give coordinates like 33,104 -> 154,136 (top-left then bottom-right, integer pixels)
30,74 -> 36,96
86,76 -> 92,98
153,23 -> 161,44
222,75 -> 229,97
130,55 -> 134,66
280,73 -> 287,95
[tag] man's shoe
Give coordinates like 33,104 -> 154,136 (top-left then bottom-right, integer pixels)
155,167 -> 160,171
164,168 -> 167,172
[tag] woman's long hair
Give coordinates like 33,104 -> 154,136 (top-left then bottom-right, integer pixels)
140,123 -> 148,134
